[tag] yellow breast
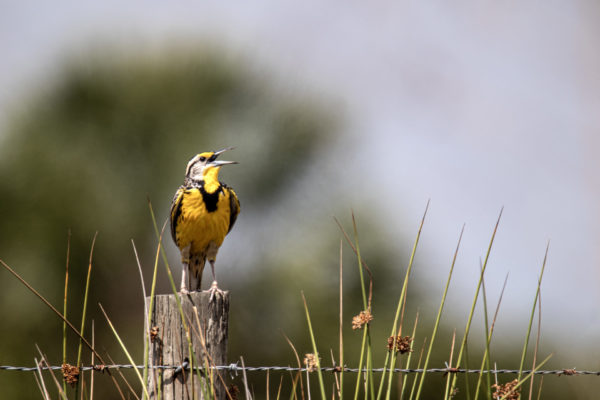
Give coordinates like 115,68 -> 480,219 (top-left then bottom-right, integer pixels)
175,188 -> 232,256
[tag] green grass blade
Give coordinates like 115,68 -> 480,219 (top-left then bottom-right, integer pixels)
0,259 -> 107,364
90,320 -> 96,400
282,333 -> 306,399
132,239 -> 152,398
338,239 -> 344,400
535,376 -> 544,400
474,274 -> 509,400
288,371 -> 299,400
350,215 -> 375,399
415,224 -> 463,400
335,215 -> 375,399
449,208 -> 503,396
442,330 -> 457,400
499,353 -> 552,400
399,311 -> 419,400
105,352 -> 140,400
99,303 -> 150,399
276,375 -> 284,400
528,288 -> 544,400
75,232 -> 98,400
147,199 -> 179,297
146,236 -> 163,398
77,232 -> 98,370
63,229 -> 71,394
379,200 -> 430,400
353,326 -> 369,400
0,259 -> 128,398
147,199 -> 202,397
478,262 -> 492,400
350,213 -> 370,312
407,337 -> 427,400
518,243 -> 549,380
301,292 -> 327,400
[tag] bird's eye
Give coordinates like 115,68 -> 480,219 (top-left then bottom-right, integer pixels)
199,156 -> 206,162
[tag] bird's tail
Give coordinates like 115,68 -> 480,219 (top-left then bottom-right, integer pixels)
189,254 -> 206,291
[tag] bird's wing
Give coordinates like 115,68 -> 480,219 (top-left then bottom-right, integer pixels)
227,187 -> 240,233
170,186 -> 185,244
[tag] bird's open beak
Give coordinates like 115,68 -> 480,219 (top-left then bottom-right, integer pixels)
210,160 -> 238,166
214,147 -> 235,157
210,147 -> 238,166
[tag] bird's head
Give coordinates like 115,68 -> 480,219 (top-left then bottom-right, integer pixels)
184,147 -> 238,184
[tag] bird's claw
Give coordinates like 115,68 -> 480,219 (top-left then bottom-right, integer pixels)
206,281 -> 224,302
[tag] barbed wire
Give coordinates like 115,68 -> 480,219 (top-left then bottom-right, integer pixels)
0,363 -> 593,376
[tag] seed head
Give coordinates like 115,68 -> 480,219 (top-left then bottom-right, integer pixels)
491,379 -> 520,400
227,384 -> 240,399
61,363 -> 80,387
352,310 -> 373,330
387,335 -> 413,354
304,353 -> 319,372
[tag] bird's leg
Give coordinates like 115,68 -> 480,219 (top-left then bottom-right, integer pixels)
210,259 -> 217,286
180,244 -> 192,294
206,259 -> 224,302
180,263 -> 190,294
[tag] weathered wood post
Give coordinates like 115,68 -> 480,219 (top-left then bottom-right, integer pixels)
147,291 -> 229,399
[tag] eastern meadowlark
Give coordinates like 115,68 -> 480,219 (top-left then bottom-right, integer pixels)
170,147 -> 240,295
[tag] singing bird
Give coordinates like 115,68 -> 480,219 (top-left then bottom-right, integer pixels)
170,147 -> 240,295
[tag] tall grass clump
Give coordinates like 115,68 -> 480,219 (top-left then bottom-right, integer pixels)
0,205 -> 562,399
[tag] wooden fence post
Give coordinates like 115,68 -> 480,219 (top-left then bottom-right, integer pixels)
147,291 -> 229,399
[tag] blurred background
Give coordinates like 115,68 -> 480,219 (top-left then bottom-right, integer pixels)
1,2 -> 599,399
